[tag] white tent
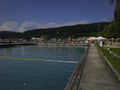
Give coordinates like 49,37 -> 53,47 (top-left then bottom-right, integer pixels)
87,37 -> 97,40
96,36 -> 106,40
87,36 -> 106,40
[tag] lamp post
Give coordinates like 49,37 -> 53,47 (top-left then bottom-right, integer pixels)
97,23 -> 100,36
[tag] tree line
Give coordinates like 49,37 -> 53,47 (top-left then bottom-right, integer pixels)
0,22 -> 110,39
101,0 -> 120,38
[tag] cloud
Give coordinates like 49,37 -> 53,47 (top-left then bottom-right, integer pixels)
0,20 -> 89,32
0,21 -> 17,31
100,18 -> 112,22
63,20 -> 89,26
0,21 -> 58,32
17,21 -> 41,32
17,21 -> 60,32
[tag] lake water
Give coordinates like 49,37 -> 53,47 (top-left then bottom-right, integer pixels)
0,45 -> 85,90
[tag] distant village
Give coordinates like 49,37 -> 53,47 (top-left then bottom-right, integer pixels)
0,37 -> 88,46
0,36 -> 120,47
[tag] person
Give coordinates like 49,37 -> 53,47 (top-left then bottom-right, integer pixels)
99,39 -> 104,47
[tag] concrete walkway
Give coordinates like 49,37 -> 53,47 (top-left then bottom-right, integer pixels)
79,44 -> 120,90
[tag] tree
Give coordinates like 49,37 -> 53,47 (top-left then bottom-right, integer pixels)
102,23 -> 113,38
109,0 -> 119,7
109,0 -> 120,20
114,3 -> 120,21
102,0 -> 120,38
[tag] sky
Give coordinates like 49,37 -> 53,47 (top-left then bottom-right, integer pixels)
0,0 -> 115,32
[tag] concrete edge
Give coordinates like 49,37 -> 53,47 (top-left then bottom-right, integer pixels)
97,45 -> 120,82
64,46 -> 89,90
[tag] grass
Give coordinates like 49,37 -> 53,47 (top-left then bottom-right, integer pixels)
97,45 -> 120,74
110,48 -> 120,56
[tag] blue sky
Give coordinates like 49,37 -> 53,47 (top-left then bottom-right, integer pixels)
0,0 -> 115,32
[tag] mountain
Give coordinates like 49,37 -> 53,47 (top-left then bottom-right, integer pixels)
0,31 -> 22,39
23,22 -> 110,39
0,22 -> 110,39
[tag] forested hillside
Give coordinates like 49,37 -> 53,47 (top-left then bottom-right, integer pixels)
23,22 -> 110,39
0,22 -> 110,39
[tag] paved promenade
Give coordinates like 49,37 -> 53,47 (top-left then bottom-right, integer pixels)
79,44 -> 120,90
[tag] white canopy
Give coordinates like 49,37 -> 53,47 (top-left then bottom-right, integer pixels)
87,37 -> 97,40
87,36 -> 106,40
96,36 -> 106,40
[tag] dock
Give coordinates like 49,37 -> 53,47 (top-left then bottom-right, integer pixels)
65,44 -> 120,90
0,43 -> 36,48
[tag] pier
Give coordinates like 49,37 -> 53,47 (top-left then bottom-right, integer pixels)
65,44 -> 120,90
0,43 -> 35,48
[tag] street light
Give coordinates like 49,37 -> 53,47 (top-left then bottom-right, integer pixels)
97,23 -> 100,36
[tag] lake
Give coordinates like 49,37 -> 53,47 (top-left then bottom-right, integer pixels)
0,45 -> 85,90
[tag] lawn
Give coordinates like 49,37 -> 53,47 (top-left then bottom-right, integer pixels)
97,45 -> 120,74
110,48 -> 120,57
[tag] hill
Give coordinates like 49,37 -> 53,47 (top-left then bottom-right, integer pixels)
23,22 -> 110,39
0,31 -> 22,39
0,22 -> 110,39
